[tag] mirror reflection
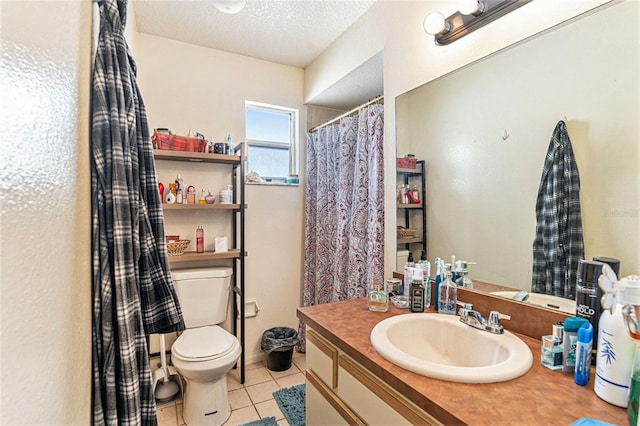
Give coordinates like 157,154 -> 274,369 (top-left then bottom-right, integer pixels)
396,2 -> 639,296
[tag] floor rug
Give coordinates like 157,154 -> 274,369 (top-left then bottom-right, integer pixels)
240,416 -> 279,426
273,384 -> 306,426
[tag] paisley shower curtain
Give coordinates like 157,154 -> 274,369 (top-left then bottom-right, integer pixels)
91,0 -> 184,424
299,102 -> 385,351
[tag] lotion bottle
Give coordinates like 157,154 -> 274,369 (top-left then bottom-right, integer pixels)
595,277 -> 640,407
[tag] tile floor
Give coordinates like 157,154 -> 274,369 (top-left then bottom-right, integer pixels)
157,351 -> 306,426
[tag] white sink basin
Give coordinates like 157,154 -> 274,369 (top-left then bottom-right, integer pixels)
370,313 -> 532,383
490,291 -> 576,314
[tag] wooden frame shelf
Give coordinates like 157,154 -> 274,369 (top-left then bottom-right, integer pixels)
168,249 -> 241,263
162,203 -> 242,210
397,203 -> 423,209
398,237 -> 423,245
153,149 -> 240,164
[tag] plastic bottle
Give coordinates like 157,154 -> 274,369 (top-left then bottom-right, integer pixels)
410,268 -> 425,313
417,251 -> 431,309
438,264 -> 457,315
563,316 -> 589,373
575,322 -> 594,386
403,252 -> 415,298
219,184 -> 233,204
226,133 -> 233,154
595,277 -> 640,407
196,225 -> 204,253
175,174 -> 184,204
433,257 -> 442,311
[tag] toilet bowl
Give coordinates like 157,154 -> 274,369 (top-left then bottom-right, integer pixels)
169,267 -> 240,426
172,326 -> 241,425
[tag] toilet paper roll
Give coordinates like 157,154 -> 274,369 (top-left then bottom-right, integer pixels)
215,236 -> 228,253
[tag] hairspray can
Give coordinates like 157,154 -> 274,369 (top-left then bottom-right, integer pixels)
196,226 -> 204,253
576,259 -> 605,364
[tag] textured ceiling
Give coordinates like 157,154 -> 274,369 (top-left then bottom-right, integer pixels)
133,0 -> 376,69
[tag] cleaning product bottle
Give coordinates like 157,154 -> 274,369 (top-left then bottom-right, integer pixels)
403,252 -> 415,298
410,268 -> 425,313
575,322 -> 594,386
595,276 -> 640,407
417,251 -> 431,309
438,264 -> 457,315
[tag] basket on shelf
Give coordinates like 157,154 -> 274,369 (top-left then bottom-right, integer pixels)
167,239 -> 191,256
397,226 -> 417,239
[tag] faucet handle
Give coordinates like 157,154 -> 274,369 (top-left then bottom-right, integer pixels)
457,301 -> 473,316
488,311 -> 510,334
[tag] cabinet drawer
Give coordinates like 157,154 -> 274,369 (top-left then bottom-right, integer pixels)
306,370 -> 364,426
306,328 -> 338,389
337,355 -> 442,426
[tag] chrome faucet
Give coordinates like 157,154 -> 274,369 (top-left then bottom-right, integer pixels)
458,302 -> 511,334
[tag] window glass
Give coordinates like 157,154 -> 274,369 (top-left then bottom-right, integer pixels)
245,102 -> 298,181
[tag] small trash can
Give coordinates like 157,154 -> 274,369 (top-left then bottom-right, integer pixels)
261,327 -> 300,371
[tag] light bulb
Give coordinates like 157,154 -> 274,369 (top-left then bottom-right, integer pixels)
459,0 -> 484,15
212,0 -> 246,14
423,12 -> 448,35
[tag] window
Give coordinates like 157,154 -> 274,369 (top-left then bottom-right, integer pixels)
245,101 -> 298,182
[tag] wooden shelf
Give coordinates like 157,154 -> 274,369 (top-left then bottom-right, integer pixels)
153,149 -> 241,165
397,167 -> 423,175
168,249 -> 241,263
397,203 -> 423,209
398,237 -> 423,245
162,203 -> 242,210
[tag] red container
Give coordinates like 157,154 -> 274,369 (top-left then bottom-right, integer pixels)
396,157 -> 417,169
152,132 -> 208,153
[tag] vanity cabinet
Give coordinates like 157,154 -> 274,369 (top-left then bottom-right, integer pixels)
153,146 -> 247,383
397,160 -> 427,256
305,328 -> 441,426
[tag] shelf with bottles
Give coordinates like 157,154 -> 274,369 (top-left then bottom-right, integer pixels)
168,249 -> 241,263
162,203 -> 242,211
398,236 -> 424,245
153,149 -> 240,165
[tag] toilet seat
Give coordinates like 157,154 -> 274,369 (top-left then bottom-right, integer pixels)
172,326 -> 237,362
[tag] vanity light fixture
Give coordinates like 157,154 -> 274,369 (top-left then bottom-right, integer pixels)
424,0 -> 532,46
212,0 -> 246,14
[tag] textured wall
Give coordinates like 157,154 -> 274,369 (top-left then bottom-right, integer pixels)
0,0 -> 92,424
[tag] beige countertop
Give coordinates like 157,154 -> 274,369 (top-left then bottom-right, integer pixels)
297,298 -> 627,425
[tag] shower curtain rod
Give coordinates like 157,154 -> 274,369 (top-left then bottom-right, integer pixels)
309,95 -> 384,133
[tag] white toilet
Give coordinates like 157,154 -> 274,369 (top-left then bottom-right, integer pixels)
171,267 -> 241,426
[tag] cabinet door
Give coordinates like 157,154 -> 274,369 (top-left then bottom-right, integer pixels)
337,355 -> 442,426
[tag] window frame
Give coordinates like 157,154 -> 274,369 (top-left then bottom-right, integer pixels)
245,101 -> 299,182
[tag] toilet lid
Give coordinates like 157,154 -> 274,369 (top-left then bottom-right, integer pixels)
172,326 -> 236,360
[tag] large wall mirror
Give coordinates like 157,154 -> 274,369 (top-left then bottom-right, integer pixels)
396,1 -> 638,294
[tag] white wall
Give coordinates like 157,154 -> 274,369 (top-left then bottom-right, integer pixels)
134,33 -> 306,364
305,0 -> 614,278
0,1 -> 93,423
397,1 -> 639,287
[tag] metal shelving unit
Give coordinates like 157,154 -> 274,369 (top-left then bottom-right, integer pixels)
154,145 -> 247,384
397,160 -> 427,256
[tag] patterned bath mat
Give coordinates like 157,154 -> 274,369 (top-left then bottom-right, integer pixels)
273,384 -> 305,426
240,416 -> 279,426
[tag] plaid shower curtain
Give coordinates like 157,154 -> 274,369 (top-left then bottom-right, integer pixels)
299,102 -> 385,351
91,0 -> 184,424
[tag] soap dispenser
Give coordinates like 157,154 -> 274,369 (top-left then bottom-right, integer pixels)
438,264 -> 457,315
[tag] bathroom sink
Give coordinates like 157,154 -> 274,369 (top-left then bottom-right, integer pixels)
490,291 -> 576,314
370,313 -> 532,383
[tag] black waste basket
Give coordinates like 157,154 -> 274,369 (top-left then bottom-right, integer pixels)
261,327 -> 300,371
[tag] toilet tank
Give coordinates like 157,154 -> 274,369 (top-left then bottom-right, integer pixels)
172,267 -> 233,328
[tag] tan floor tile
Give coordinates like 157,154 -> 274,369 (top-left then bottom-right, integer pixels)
223,405 -> 260,425
275,372 -> 305,389
292,356 -> 306,372
226,369 -> 243,391
279,418 -> 291,426
246,379 -> 281,404
176,403 -> 185,426
254,398 -> 285,421
267,362 -> 300,379
228,387 -> 252,410
243,364 -> 273,386
246,361 -> 265,370
292,350 -> 305,359
156,403 -> 177,426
